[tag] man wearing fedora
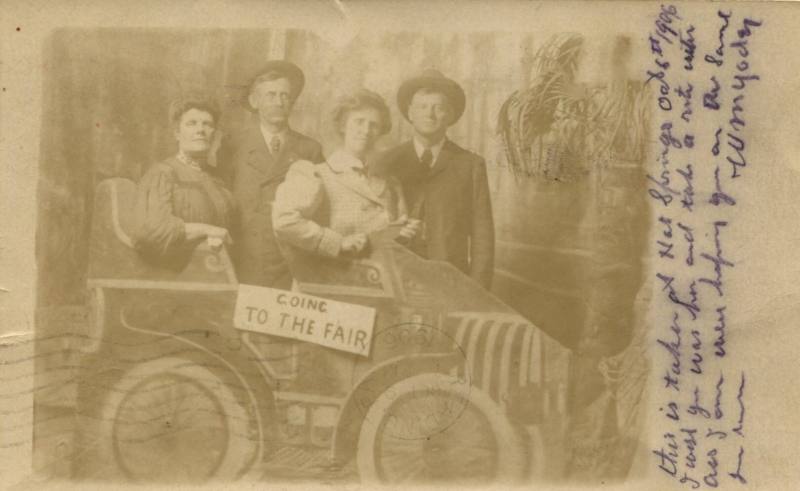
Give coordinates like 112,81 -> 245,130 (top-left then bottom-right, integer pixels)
379,69 -> 495,289
217,60 -> 324,289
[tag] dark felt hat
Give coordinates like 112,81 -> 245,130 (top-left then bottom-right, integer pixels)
397,69 -> 466,124
243,60 -> 305,111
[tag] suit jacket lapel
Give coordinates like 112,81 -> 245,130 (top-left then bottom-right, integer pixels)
244,127 -> 274,177
245,127 -> 308,185
428,140 -> 454,178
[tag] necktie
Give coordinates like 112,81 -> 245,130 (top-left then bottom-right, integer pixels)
420,148 -> 434,168
270,135 -> 281,155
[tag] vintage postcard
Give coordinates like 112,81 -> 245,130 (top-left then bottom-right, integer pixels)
1,0 -> 799,489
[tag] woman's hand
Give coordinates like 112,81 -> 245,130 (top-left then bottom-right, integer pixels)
185,223 -> 232,251
204,225 -> 232,252
205,225 -> 232,242
341,233 -> 368,256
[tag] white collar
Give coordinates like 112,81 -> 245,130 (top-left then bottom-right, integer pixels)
327,149 -> 367,174
176,151 -> 204,172
413,137 -> 447,165
259,125 -> 288,151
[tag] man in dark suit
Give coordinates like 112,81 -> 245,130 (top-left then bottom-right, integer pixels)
217,60 -> 324,289
379,69 -> 495,289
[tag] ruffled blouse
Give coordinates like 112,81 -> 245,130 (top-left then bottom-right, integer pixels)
132,156 -> 236,265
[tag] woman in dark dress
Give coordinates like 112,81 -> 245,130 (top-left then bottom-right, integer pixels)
132,95 -> 236,267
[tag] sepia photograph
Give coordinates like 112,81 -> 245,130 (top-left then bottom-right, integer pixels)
2,1 -> 799,489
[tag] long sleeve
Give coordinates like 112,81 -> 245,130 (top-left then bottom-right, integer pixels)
272,161 -> 343,258
131,164 -> 188,263
469,158 -> 495,289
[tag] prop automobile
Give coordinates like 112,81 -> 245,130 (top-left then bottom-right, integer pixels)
74,178 -> 569,483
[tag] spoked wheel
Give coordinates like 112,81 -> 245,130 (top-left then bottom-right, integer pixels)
357,373 -> 526,484
97,356 -> 263,483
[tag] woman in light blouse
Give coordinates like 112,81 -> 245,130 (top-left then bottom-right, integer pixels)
272,89 -> 418,258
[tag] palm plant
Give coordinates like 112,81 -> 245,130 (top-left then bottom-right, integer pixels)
497,34 -> 649,182
496,33 -> 652,480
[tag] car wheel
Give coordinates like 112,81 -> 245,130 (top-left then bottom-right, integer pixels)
357,373 -> 526,484
94,355 -> 263,483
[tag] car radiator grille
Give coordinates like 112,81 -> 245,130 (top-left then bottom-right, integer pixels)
446,312 -> 544,407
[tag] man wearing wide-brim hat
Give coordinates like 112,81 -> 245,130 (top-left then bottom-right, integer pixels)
379,69 -> 495,288
217,60 -> 324,289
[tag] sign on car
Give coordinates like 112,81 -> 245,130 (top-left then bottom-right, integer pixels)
234,284 -> 377,356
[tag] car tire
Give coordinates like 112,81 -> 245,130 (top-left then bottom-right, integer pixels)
91,355 -> 263,483
357,372 -> 526,484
